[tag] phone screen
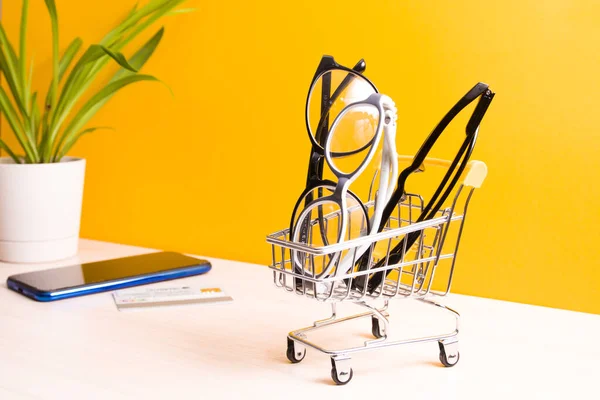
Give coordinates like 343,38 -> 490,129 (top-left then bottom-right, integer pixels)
9,252 -> 208,291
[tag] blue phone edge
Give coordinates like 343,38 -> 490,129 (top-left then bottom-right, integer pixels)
6,262 -> 212,302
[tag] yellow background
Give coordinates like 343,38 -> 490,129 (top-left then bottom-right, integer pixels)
1,1 -> 599,314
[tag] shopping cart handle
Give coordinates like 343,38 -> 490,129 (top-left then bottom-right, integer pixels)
396,155 -> 487,188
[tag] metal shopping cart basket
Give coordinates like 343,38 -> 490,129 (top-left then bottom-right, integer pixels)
266,157 -> 487,384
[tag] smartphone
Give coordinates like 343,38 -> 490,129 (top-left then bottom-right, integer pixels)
6,252 -> 212,302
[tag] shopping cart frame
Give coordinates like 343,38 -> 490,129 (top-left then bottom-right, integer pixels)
267,157 -> 487,384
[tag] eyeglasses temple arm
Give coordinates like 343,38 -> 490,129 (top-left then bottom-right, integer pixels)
466,90 -> 495,135
359,85 -> 494,288
365,87 -> 495,292
418,92 -> 493,217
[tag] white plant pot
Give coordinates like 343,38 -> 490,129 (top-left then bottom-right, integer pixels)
0,157 -> 85,263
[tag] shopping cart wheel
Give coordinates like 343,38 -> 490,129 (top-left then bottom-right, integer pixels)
371,316 -> 385,338
330,357 -> 353,385
438,340 -> 460,367
286,338 -> 306,363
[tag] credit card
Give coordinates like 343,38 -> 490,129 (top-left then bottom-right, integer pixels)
112,286 -> 233,310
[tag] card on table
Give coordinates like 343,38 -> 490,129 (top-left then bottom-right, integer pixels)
112,286 -> 233,310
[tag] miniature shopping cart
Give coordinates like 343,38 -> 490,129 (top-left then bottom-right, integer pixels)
266,158 -> 487,385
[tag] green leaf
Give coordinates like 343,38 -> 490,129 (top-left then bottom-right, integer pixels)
167,7 -> 196,15
44,0 -> 60,115
44,44 -> 106,155
24,76 -> 36,144
0,139 -> 21,164
0,24 -> 20,85
112,27 -> 164,82
99,46 -> 138,72
56,45 -> 106,101
114,0 -> 186,51
43,44 -> 133,160
43,0 -> 57,18
0,51 -> 28,117
58,38 -> 83,81
0,87 -> 37,162
123,0 -> 176,27
0,21 -> 28,116
91,1 -> 185,87
26,57 -> 34,98
55,126 -> 114,161
100,0 -> 171,47
41,0 -> 187,162
52,44 -> 116,118
19,0 -> 30,105
39,115 -> 50,162
54,74 -> 159,158
44,37 -> 83,111
127,2 -> 139,17
31,92 -> 42,143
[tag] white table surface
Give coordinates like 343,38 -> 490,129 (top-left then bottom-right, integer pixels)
0,239 -> 598,399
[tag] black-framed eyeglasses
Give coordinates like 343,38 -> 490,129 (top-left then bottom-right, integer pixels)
289,55 -> 379,284
360,82 -> 495,292
292,93 -> 396,279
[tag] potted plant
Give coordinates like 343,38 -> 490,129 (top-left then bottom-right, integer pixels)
0,0 -> 189,263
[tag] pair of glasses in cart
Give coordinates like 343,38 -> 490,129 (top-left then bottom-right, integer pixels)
359,82 -> 496,293
290,56 -> 394,284
290,56 -> 376,284
290,55 -> 377,241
